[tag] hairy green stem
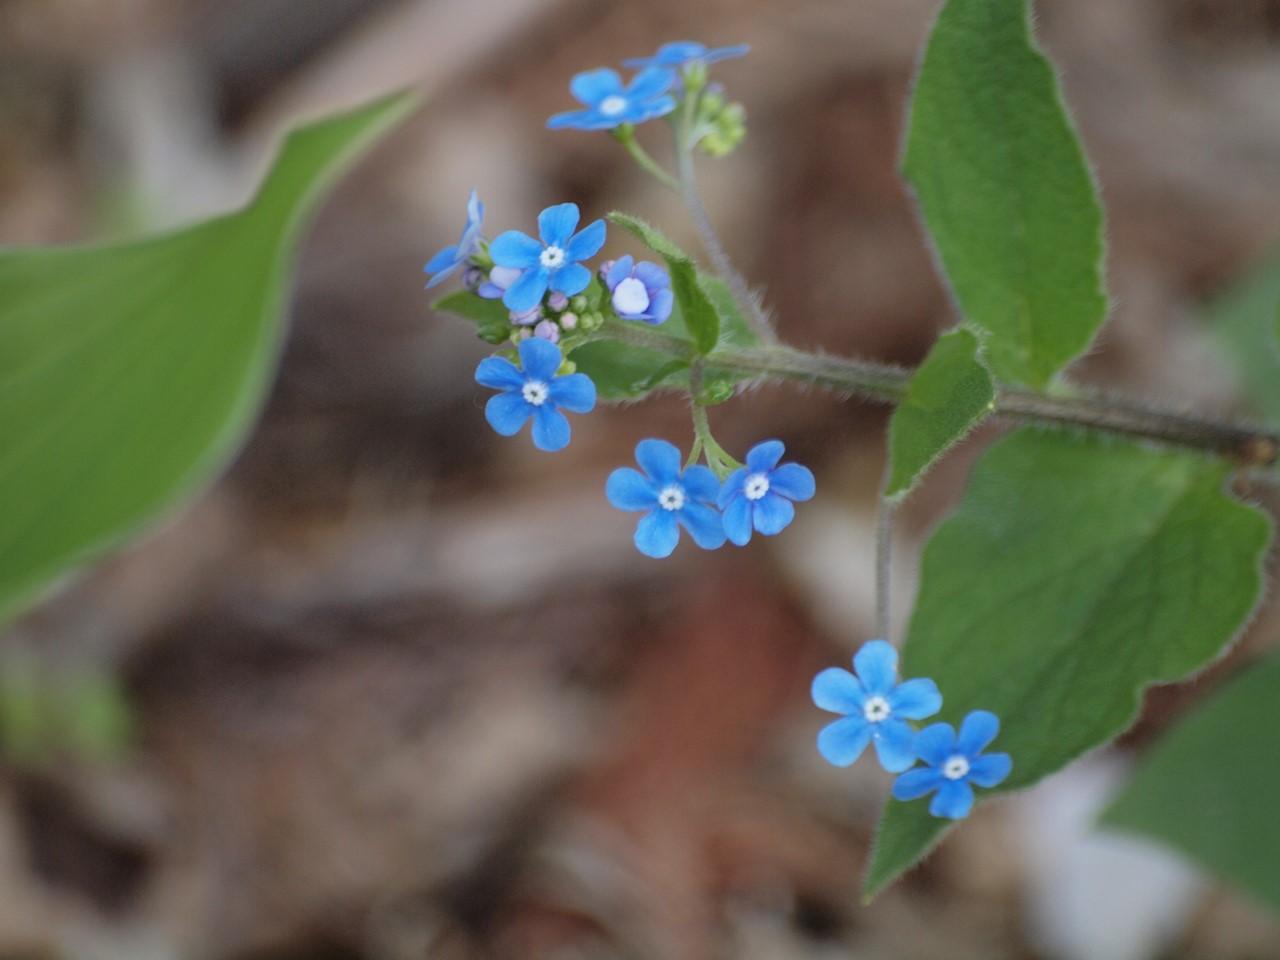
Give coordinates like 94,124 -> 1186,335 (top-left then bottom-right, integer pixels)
611,127 -> 681,192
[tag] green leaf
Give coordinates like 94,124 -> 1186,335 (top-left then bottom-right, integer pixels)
864,429 -> 1270,898
702,275 -> 760,349
1102,655 -> 1280,914
0,92 -> 417,626
1203,245 -> 1280,425
884,328 -> 994,500
903,0 -> 1107,388
609,212 -> 721,355
569,341 -> 689,401
432,290 -> 512,344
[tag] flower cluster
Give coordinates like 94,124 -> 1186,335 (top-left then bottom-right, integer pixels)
812,640 -> 1011,819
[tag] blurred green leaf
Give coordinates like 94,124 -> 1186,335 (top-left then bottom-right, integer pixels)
1204,246 -> 1280,425
0,92 -> 416,626
865,429 -> 1270,897
432,290 -> 512,344
1102,655 -> 1280,914
903,0 -> 1107,388
884,328 -> 994,500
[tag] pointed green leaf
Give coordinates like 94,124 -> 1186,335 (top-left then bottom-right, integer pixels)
865,429 -> 1270,897
884,328 -> 994,500
903,0 -> 1107,388
0,92 -> 417,626
431,290 -> 513,344
1203,246 -> 1280,425
1102,655 -> 1280,914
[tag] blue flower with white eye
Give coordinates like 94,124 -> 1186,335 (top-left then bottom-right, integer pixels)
474,337 -> 595,451
490,203 -> 606,313
891,710 -> 1012,819
424,189 -> 484,288
547,67 -> 677,131
604,255 -> 674,324
623,41 -> 751,69
812,640 -> 943,772
606,439 -> 726,558
717,440 -> 815,545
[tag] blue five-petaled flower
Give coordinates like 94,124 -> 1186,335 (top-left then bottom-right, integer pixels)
812,640 -> 943,773
891,710 -> 1012,819
623,41 -> 751,70
606,439 -> 727,558
547,67 -> 677,131
604,255 -> 674,324
718,440 -> 815,545
490,203 -> 606,313
424,188 -> 484,289
474,338 -> 596,452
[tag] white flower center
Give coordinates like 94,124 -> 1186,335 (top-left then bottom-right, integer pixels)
612,277 -> 650,316
522,380 -> 549,406
943,755 -> 970,780
744,473 -> 770,501
863,696 -> 891,723
540,245 -> 566,269
600,95 -> 628,117
657,484 -> 686,511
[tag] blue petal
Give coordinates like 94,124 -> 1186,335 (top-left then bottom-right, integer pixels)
424,244 -> 460,278
968,753 -> 1012,788
752,492 -> 795,536
769,462 -> 815,502
746,439 -> 785,472
531,404 -> 571,451
634,438 -> 682,485
635,509 -> 680,558
570,67 -> 623,106
635,96 -> 677,123
912,722 -> 957,767
538,202 -> 580,248
626,66 -> 676,101
957,710 -> 1000,758
633,261 -> 670,289
548,108 -> 611,130
722,495 -> 753,546
717,468 -> 747,509
606,255 -> 633,290
930,779 -> 975,819
852,640 -> 898,696
566,219 -> 607,262
676,501 -> 727,550
490,230 -> 543,269
811,666 -> 866,714
485,392 -> 532,436
702,43 -> 751,63
816,716 -> 872,767
680,465 -> 720,503
887,677 -> 943,721
474,355 -> 525,391
892,766 -> 946,801
466,188 -> 483,227
517,336 -> 564,382
871,718 -> 918,773
549,262 -> 592,297
606,468 -> 658,511
504,265 -> 550,312
548,372 -> 596,413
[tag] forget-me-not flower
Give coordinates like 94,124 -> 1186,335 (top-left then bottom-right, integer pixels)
718,440 -> 815,545
606,439 -> 726,558
424,189 -> 484,288
891,710 -> 1012,819
604,256 -> 674,324
474,337 -> 595,451
490,203 -> 606,312
812,640 -> 943,772
478,264 -> 523,301
547,67 -> 677,131
623,41 -> 751,70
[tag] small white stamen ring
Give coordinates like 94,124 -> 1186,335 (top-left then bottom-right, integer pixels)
522,380 -> 549,406
540,246 -> 566,269
744,473 -> 770,501
943,755 -> 970,780
600,95 -> 628,116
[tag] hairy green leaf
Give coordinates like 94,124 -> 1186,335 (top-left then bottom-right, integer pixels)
903,0 -> 1107,388
1102,655 -> 1280,913
1203,245 -> 1280,426
885,328 -> 994,500
865,429 -> 1270,897
0,92 -> 417,625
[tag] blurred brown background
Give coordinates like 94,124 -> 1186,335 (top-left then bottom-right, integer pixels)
3,0 -> 1280,957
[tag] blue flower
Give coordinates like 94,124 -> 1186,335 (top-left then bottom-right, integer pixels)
424,189 -> 484,289
811,640 -> 943,773
606,439 -> 727,558
478,265 -> 523,301
490,203 -> 606,313
717,440 -> 815,545
623,41 -> 751,69
891,710 -> 1012,819
474,338 -> 596,451
604,255 -> 674,324
547,67 -> 677,131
